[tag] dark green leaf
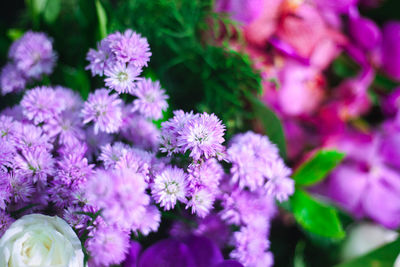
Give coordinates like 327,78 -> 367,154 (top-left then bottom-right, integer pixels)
245,92 -> 287,159
335,238 -> 400,267
290,189 -> 345,239
61,66 -> 91,99
43,0 -> 61,24
293,150 -> 345,186
95,0 -> 108,39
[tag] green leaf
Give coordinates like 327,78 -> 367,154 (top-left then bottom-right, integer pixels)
293,150 -> 345,186
335,238 -> 400,267
61,66 -> 91,99
290,189 -> 345,239
95,0 -> 108,39
43,0 -> 61,24
245,92 -> 287,158
7,29 -> 24,41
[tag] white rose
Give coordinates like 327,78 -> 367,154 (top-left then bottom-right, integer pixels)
0,214 -> 84,267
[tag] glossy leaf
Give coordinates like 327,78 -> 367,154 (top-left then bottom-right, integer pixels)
290,189 -> 345,239
293,150 -> 345,186
335,238 -> 400,267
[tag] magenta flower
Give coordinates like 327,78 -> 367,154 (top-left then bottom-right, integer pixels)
382,21 -> 400,81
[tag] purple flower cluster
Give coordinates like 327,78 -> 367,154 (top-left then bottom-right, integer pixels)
0,29 -> 291,267
1,31 -> 56,95
85,30 -> 168,125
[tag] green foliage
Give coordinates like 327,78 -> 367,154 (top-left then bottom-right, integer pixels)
109,0 -> 262,136
293,150 -> 345,186
43,0 -> 61,24
290,189 -> 346,240
95,0 -> 107,39
335,238 -> 400,267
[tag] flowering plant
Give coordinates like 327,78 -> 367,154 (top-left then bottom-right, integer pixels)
0,24 -> 297,266
1,0 -> 400,266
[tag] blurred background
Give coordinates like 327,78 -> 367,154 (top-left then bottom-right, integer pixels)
1,0 -> 400,266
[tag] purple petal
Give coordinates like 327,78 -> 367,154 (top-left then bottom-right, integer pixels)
382,21 -> 400,81
124,241 -> 142,267
213,260 -> 244,267
185,235 -> 224,267
138,239 -> 196,267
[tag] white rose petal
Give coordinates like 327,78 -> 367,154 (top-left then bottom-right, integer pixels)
0,214 -> 84,267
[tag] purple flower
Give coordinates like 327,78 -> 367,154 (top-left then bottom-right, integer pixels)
187,159 -> 223,194
85,39 -> 113,76
0,171 -> 11,209
9,31 -> 56,79
137,239 -> 196,267
382,87 -> 400,117
230,227 -> 273,267
0,63 -> 26,95
109,30 -> 151,67
186,188 -> 215,218
0,139 -> 15,171
121,109 -> 160,152
131,236 -> 238,267
85,126 -> 113,159
14,148 -> 54,183
264,159 -> 294,202
54,86 -> 83,112
104,62 -> 142,94
214,0 -> 265,25
349,11 -> 381,51
194,214 -> 231,248
160,110 -> 198,155
0,116 -> 18,141
81,89 -> 123,134
114,148 -> 151,179
0,210 -> 14,237
151,166 -> 188,210
227,131 -> 280,191
86,169 -> 149,230
44,110 -> 85,145
382,21 -> 400,81
87,224 -> 130,266
55,151 -> 94,189
21,86 -> 62,124
131,78 -> 168,120
132,205 -> 161,236
13,122 -> 52,151
99,142 -> 129,169
8,172 -> 35,203
178,113 -> 226,161
220,189 -> 276,227
323,131 -> 400,228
